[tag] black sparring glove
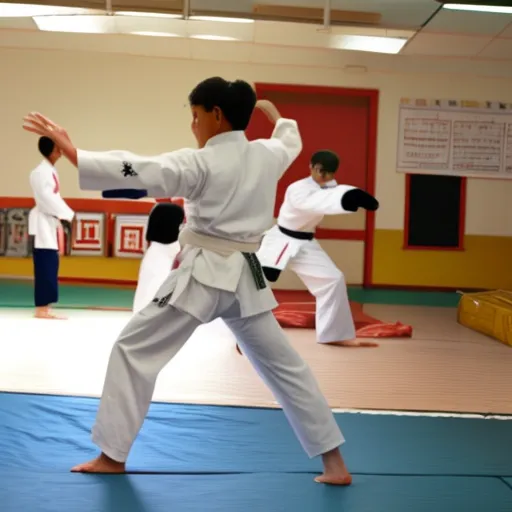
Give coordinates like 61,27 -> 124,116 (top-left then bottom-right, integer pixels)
146,203 -> 185,245
102,189 -> 148,200
341,188 -> 379,212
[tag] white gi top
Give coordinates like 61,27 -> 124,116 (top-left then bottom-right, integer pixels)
77,118 -> 302,321
277,177 -> 356,233
28,159 -> 75,250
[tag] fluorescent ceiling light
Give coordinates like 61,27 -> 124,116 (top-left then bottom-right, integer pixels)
33,15 -> 113,33
130,31 -> 179,37
190,34 -> 237,41
189,16 -> 254,23
442,4 -> 512,14
0,3 -> 91,17
338,35 -> 407,54
116,11 -> 181,18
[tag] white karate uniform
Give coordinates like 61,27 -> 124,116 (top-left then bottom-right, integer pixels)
28,159 -> 74,249
76,119 -> 344,463
257,177 -> 357,343
132,241 -> 180,314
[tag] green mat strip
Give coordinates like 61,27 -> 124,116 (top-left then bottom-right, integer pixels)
0,279 -> 461,309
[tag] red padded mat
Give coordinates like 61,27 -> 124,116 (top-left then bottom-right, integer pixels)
273,299 -> 412,338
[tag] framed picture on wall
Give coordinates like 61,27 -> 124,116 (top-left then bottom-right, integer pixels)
5,208 -> 30,257
70,212 -> 106,256
113,214 -> 149,258
0,209 -> 6,256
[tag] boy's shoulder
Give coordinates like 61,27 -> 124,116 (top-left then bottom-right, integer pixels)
288,177 -> 313,190
30,160 -> 51,177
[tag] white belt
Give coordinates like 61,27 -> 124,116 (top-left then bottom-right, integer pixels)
178,227 -> 266,290
178,227 -> 260,256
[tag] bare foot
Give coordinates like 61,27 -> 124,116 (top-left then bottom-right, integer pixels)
315,473 -> 353,485
34,307 -> 67,320
316,448 -> 352,485
71,453 -> 125,474
326,340 -> 378,348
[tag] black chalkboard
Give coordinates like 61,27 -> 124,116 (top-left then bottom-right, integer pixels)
406,174 -> 464,248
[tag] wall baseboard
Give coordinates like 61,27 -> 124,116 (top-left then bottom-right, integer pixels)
368,283 -> 489,293
59,277 -> 137,288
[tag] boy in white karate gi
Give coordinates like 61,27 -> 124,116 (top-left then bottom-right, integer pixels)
23,77 -> 352,485
133,202 -> 184,314
28,136 -> 74,319
256,150 -> 379,348
100,191 -> 184,313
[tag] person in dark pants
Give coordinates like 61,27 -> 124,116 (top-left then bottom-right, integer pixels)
28,136 -> 74,319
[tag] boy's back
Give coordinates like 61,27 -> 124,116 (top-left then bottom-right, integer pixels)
184,119 -> 302,243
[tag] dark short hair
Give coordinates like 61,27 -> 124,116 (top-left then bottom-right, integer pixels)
146,203 -> 185,244
188,77 -> 256,131
38,136 -> 55,158
311,150 -> 339,173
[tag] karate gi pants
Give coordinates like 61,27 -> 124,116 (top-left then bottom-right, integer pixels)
289,240 -> 356,343
91,278 -> 344,463
258,228 -> 356,343
32,248 -> 59,307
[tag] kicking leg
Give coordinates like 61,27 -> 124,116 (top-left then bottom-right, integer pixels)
72,303 -> 202,473
225,311 -> 352,485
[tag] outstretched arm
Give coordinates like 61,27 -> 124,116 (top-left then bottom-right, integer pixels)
76,148 -> 204,199
288,185 -> 379,215
23,113 -> 206,200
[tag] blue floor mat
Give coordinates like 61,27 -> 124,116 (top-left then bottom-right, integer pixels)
1,471 -> 511,512
1,393 -> 511,477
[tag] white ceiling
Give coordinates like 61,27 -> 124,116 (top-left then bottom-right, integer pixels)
0,0 -> 511,61
190,0 -> 440,27
403,5 -> 512,59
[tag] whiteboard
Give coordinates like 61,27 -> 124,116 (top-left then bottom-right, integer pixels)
397,99 -> 512,179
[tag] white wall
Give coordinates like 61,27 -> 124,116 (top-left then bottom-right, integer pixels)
1,31 -> 512,240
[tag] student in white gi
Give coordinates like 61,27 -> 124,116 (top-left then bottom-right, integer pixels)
99,190 -> 184,313
23,77 -> 352,485
256,150 -> 379,348
28,136 -> 74,319
133,202 -> 184,314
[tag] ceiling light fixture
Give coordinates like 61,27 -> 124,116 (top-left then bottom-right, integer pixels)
189,16 -> 254,23
116,11 -> 182,18
33,15 -> 112,33
337,35 -> 407,54
442,3 -> 512,14
130,31 -> 179,37
190,34 -> 237,41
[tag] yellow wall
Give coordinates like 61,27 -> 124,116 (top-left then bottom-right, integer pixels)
0,256 -> 140,283
373,231 -> 512,290
1,30 -> 512,289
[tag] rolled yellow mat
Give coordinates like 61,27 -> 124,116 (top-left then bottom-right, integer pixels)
458,290 -> 512,347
